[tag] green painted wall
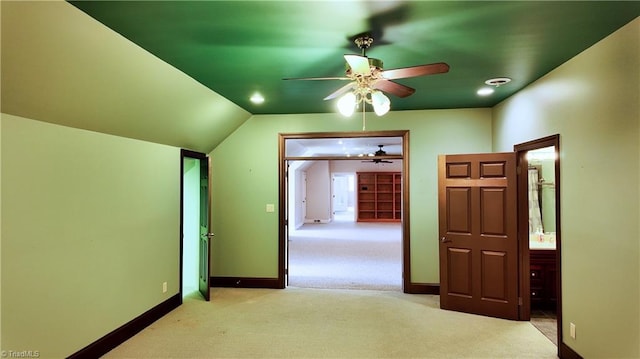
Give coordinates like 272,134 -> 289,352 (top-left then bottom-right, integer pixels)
210,108 -> 492,283
0,114 -> 180,357
493,18 -> 639,358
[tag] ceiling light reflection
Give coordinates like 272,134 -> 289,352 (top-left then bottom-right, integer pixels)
477,87 -> 494,96
250,93 -> 265,104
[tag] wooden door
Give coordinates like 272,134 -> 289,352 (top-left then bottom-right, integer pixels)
438,153 -> 518,320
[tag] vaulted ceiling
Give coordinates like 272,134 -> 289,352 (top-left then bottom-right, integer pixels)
70,1 -> 640,115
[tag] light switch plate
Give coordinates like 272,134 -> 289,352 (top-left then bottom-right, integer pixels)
266,204 -> 275,212
570,322 -> 576,339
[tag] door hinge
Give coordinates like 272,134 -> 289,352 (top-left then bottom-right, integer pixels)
518,297 -> 523,306
516,165 -> 522,175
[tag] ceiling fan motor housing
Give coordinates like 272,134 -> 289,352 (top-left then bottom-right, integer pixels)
354,36 -> 374,50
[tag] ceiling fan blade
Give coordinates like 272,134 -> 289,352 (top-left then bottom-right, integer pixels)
344,54 -> 371,75
381,62 -> 450,80
373,79 -> 415,98
362,159 -> 393,164
324,82 -> 356,100
283,76 -> 350,81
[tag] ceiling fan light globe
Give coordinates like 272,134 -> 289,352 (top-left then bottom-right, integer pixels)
373,102 -> 390,116
371,91 -> 391,116
337,92 -> 357,117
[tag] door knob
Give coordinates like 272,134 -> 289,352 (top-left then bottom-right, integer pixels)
441,237 -> 452,243
204,233 -> 215,238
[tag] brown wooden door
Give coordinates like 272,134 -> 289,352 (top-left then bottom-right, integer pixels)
438,152 -> 518,320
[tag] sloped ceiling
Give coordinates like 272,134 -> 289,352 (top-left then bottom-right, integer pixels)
1,1 -> 251,153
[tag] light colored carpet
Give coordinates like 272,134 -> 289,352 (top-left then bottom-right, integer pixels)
288,214 -> 402,291
104,287 -> 557,358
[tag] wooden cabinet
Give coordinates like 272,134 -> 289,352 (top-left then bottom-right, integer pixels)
530,250 -> 557,310
357,172 -> 401,222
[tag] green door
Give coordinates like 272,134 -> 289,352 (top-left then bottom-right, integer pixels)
198,156 -> 211,301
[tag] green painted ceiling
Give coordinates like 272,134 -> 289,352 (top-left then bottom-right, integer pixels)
69,1 -> 639,115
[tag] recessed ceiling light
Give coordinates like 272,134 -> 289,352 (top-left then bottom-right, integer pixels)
250,93 -> 265,104
484,77 -> 512,87
477,87 -> 495,96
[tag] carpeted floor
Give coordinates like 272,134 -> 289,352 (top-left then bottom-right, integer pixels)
288,211 -> 402,291
104,287 -> 558,358
287,210 -> 558,348
103,212 -> 558,357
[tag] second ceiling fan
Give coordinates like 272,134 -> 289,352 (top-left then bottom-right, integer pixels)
285,35 -> 450,116
362,145 -> 394,164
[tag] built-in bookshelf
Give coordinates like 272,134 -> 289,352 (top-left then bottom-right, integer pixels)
357,172 -> 401,222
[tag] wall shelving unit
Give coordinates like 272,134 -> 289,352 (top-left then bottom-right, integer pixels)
356,172 -> 401,222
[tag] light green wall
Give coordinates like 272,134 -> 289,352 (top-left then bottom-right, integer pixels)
210,108 -> 492,283
493,18 -> 639,358
1,114 -> 181,357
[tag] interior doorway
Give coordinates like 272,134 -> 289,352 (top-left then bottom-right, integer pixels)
180,149 -> 211,301
182,156 -> 200,298
287,161 -> 402,291
514,135 -> 561,352
278,131 -> 410,291
331,173 -> 353,219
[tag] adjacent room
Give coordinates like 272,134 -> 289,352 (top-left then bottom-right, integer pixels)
287,158 -> 403,291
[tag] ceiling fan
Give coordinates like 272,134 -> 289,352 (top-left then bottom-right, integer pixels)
362,145 -> 393,164
284,35 -> 450,116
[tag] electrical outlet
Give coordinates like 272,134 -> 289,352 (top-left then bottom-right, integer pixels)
162,282 -> 168,293
570,322 -> 576,339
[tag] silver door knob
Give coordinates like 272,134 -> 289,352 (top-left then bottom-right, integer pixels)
441,237 -> 452,243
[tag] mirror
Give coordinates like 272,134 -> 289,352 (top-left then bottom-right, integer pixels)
527,146 -> 556,250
